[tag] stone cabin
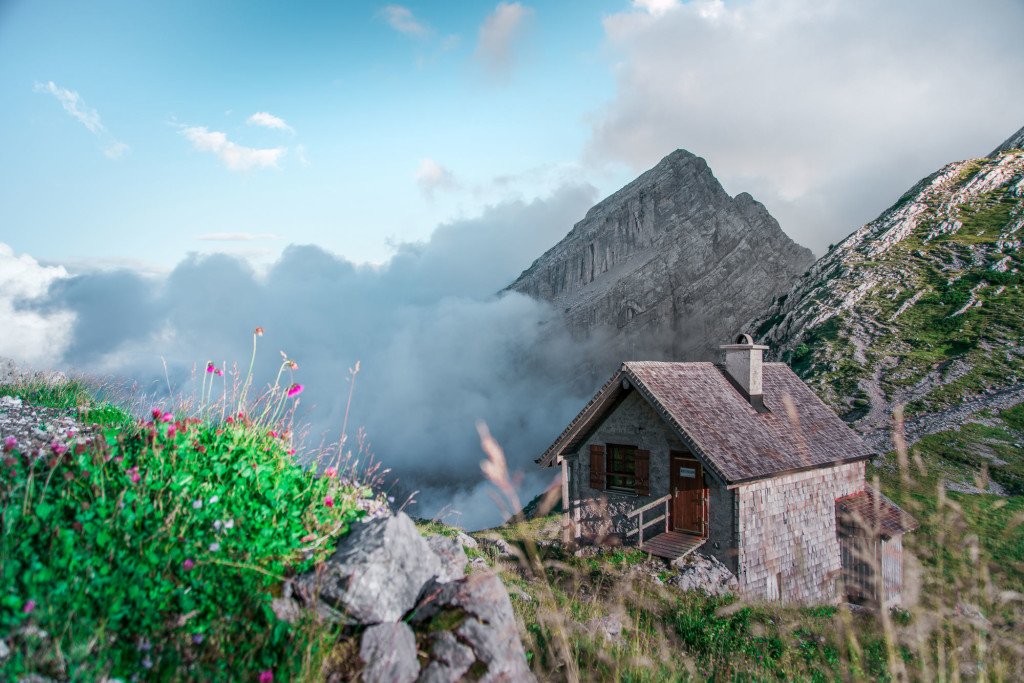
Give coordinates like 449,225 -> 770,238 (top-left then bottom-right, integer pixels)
538,335 -> 917,605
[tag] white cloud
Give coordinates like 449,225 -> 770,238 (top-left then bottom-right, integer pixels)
474,2 -> 535,81
586,0 -> 1024,255
0,243 -> 74,369
181,126 -> 285,171
196,233 -> 282,241
382,5 -> 430,36
34,81 -> 130,159
414,158 -> 459,198
247,112 -> 295,133
632,0 -> 680,16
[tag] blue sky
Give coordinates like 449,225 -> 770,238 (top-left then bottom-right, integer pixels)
1,0 -> 628,270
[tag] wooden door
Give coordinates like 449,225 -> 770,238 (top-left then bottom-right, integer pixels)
670,452 -> 706,535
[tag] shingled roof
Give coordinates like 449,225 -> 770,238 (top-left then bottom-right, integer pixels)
538,361 -> 874,485
836,487 -> 918,538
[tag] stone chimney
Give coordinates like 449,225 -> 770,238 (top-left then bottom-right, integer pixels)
720,333 -> 769,412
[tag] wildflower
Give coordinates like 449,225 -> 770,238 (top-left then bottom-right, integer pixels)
192,499 -> 203,510
324,467 -> 337,478
214,520 -> 222,531
255,327 -> 264,336
209,495 -> 219,504
182,559 -> 195,572
139,640 -> 152,651
128,467 -> 141,484
325,496 -> 334,509
300,533 -> 316,542
142,657 -> 153,669
287,384 -> 304,397
216,369 -> 223,376
269,430 -> 278,438
23,600 -> 36,614
192,634 -> 204,644
285,359 -> 298,369
167,425 -> 176,438
259,670 -> 273,683
4,436 -> 16,451
387,496 -> 395,504
51,442 -> 67,455
162,412 -> 173,423
224,519 -> 234,530
209,542 -> 220,552
225,417 -> 234,425
152,408 -> 162,420
288,449 -> 295,456
206,362 -> 215,373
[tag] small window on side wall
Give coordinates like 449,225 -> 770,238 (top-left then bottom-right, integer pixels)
588,444 -> 650,496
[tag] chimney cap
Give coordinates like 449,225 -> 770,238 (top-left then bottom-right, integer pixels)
719,332 -> 768,351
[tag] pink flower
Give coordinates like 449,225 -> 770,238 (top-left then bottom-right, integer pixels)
128,466 -> 141,484
50,442 -> 67,455
23,600 -> 36,614
167,425 -> 176,438
152,408 -> 162,420
206,362 -> 215,373
182,559 -> 195,571
162,412 -> 173,423
216,369 -> 224,376
269,430 -> 278,438
287,384 -> 304,397
3,437 -> 16,451
254,327 -> 264,337
325,496 -> 334,509
225,417 -> 234,424
287,449 -> 295,456
259,670 -> 273,683
285,359 -> 298,369
324,467 -> 337,478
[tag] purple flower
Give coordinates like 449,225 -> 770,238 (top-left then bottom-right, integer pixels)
192,633 -> 204,644
128,466 -> 141,484
182,559 -> 195,572
142,657 -> 153,669
209,542 -> 220,552
287,384 -> 304,397
259,670 -> 273,683
213,520 -> 222,531
209,495 -> 219,504
193,499 -> 203,509
4,436 -> 17,451
224,519 -> 234,530
206,362 -> 216,373
50,442 -> 67,455
23,600 -> 36,614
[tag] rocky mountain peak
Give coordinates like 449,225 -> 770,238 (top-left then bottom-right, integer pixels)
989,123 -> 1024,157
507,149 -> 814,369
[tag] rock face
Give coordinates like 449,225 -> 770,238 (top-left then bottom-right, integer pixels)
507,150 -> 814,365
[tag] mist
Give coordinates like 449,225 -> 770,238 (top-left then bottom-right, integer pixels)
5,183 -> 602,530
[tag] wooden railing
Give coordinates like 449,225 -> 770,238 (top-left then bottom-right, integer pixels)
625,494 -> 671,548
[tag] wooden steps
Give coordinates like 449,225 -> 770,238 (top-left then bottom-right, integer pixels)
641,531 -> 706,561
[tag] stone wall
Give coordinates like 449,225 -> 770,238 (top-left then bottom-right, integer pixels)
735,461 -> 864,603
567,390 -> 734,560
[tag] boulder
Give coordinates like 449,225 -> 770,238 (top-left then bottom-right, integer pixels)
426,535 -> 468,583
669,552 -> 738,596
359,622 -> 419,683
412,573 -> 535,682
294,513 -> 441,624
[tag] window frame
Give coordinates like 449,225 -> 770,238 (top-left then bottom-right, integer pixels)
605,443 -> 637,493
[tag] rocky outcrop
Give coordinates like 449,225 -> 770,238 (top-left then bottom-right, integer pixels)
669,552 -> 738,597
292,514 -> 535,682
506,150 -> 813,366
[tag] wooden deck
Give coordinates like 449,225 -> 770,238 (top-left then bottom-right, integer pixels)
641,531 -> 706,561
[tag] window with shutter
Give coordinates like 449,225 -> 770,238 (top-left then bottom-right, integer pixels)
606,444 -> 636,492
634,450 -> 650,496
589,444 -> 605,489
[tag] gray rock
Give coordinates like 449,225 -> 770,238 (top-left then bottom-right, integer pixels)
295,513 -> 441,624
359,622 -> 419,683
455,531 -> 478,549
507,149 -> 813,375
670,552 -> 738,597
418,631 -> 476,683
0,638 -> 8,661
584,615 -> 623,645
412,573 -> 535,682
427,535 -> 468,583
270,596 -> 302,624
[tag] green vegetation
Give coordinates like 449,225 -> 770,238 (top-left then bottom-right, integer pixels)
0,370 -> 383,681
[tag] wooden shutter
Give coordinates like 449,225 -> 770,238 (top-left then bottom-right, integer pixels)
634,449 -> 650,496
589,445 -> 606,490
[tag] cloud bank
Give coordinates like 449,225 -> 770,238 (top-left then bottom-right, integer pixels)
474,2 -> 535,82
589,0 -> 1024,254
7,183 -> 599,529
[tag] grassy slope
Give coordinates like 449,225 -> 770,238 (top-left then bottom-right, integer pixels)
0,376 -> 380,682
